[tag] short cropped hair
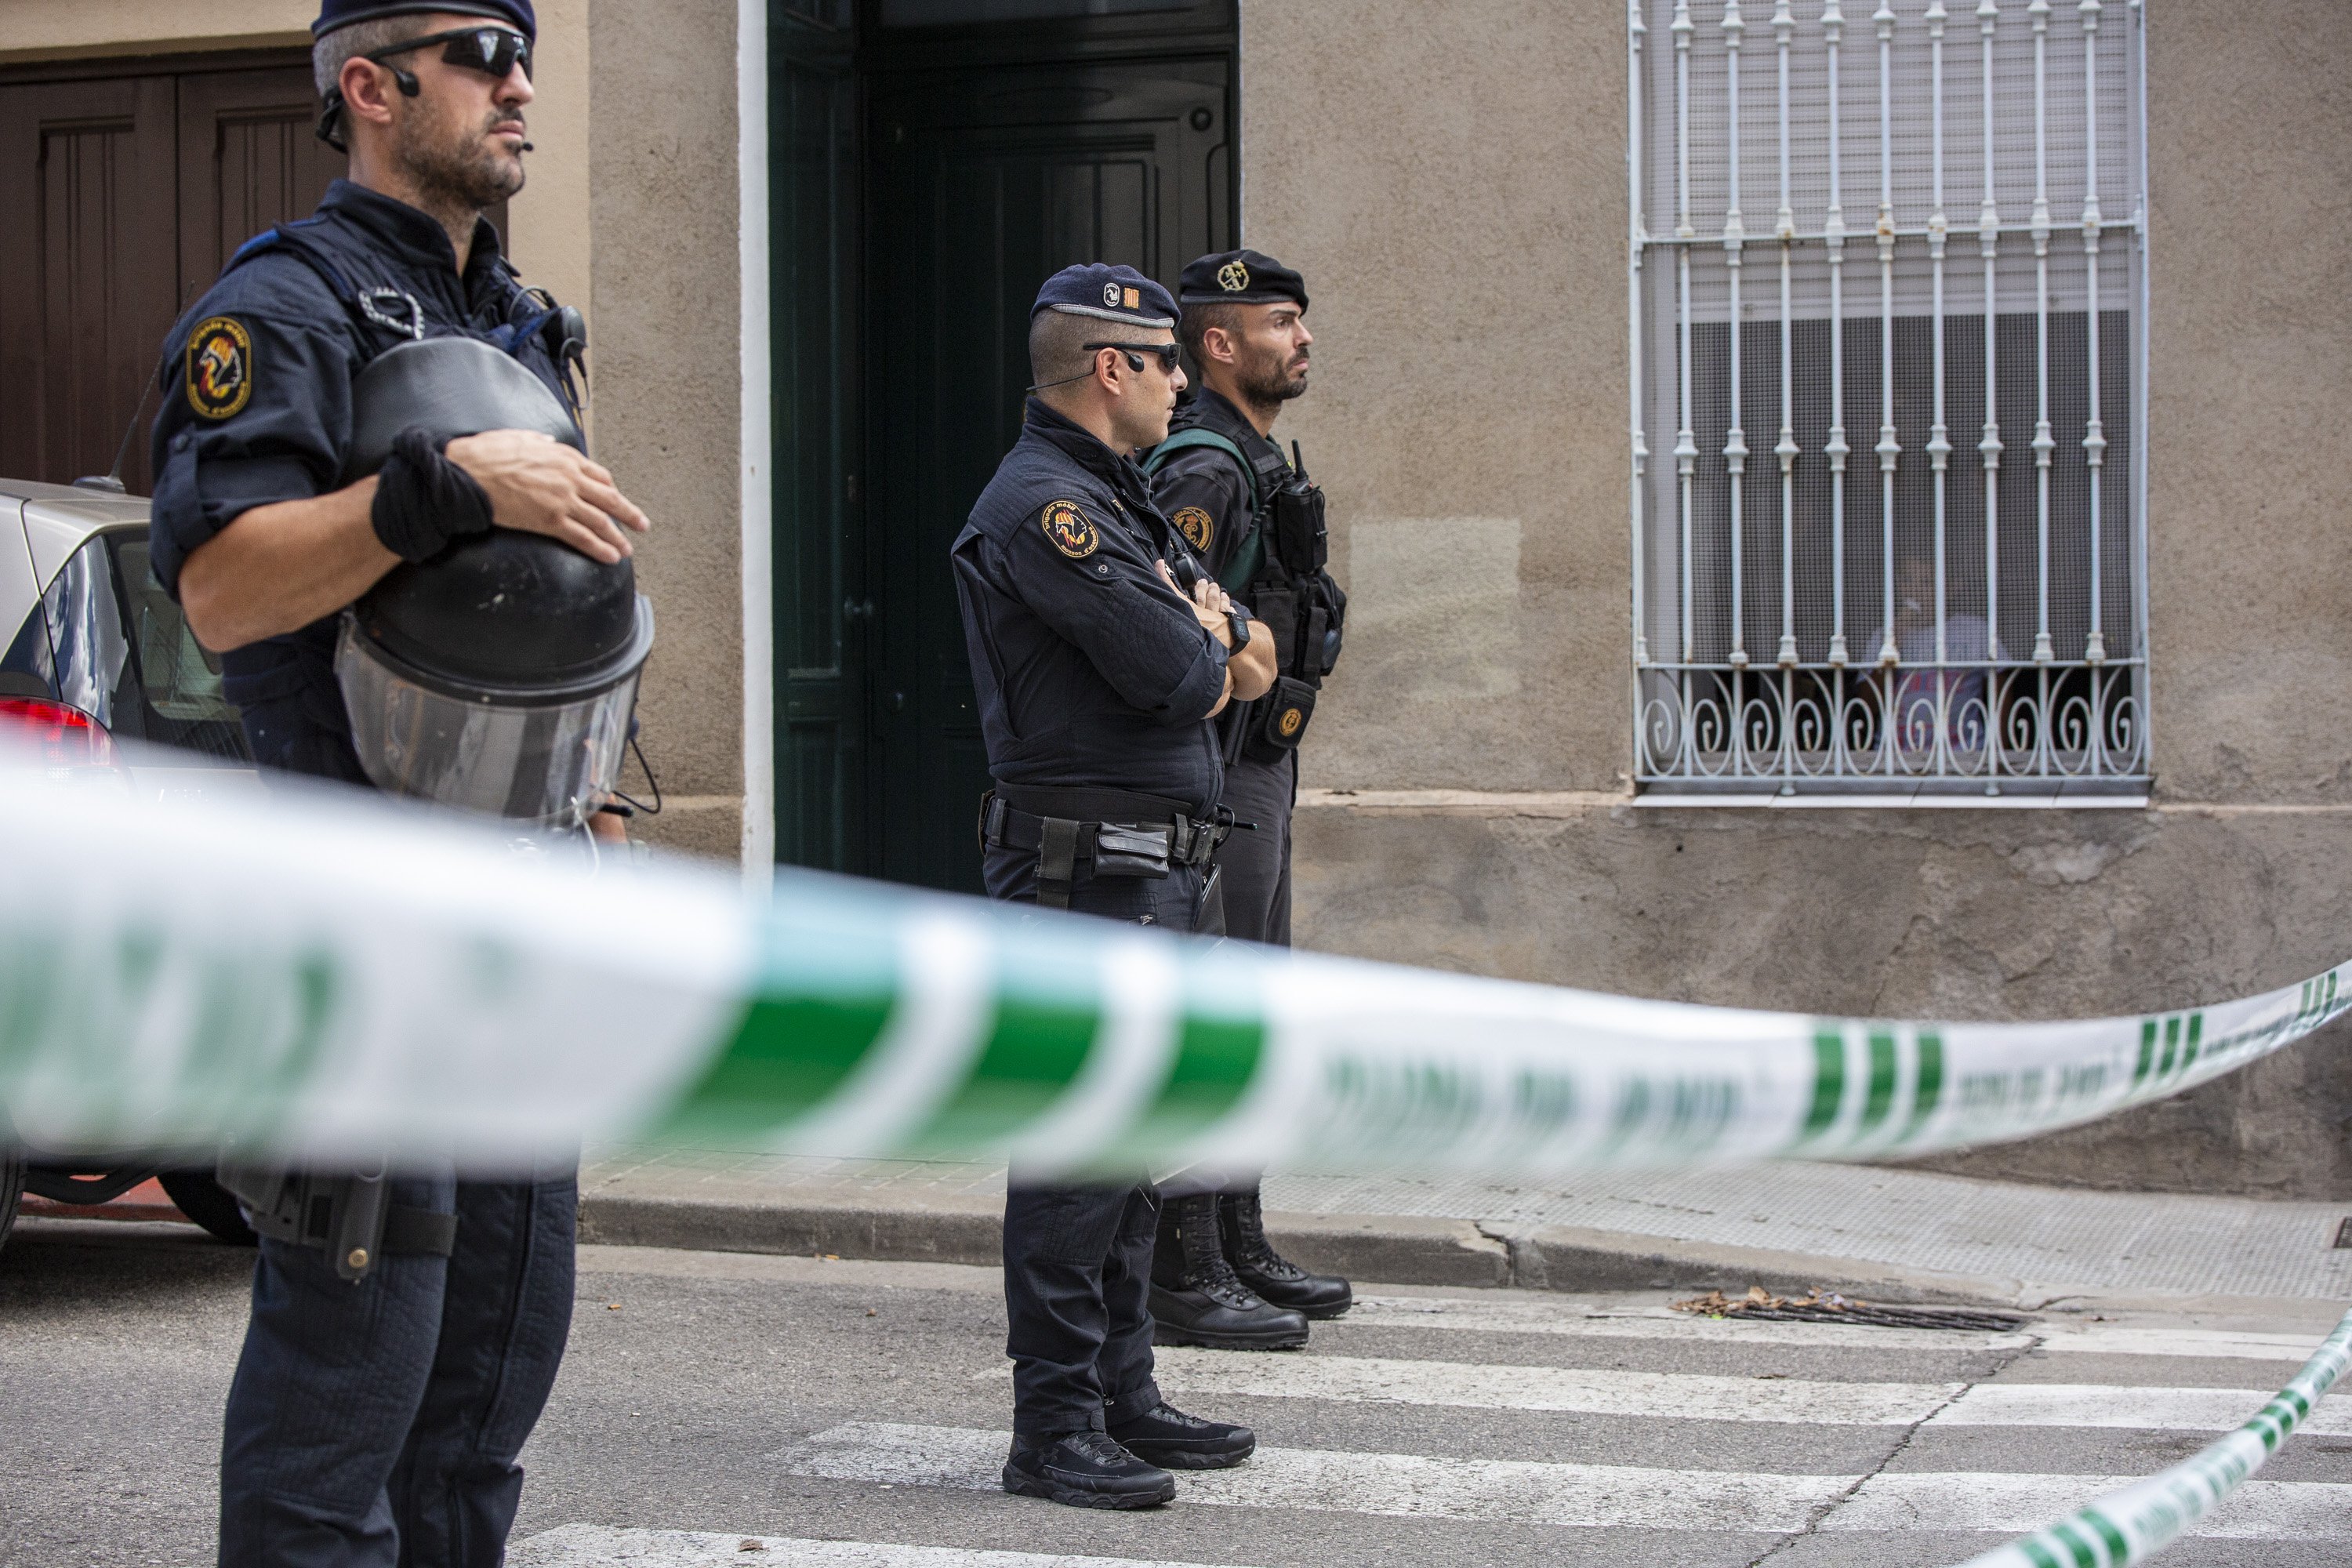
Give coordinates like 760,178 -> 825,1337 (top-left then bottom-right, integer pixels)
314,14 -> 432,100
1178,300 -> 1249,367
1029,307 -> 1107,390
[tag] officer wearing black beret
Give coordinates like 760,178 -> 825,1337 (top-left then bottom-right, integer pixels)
150,5 -> 647,1563
1142,249 -> 1354,1347
952,263 -> 1279,1508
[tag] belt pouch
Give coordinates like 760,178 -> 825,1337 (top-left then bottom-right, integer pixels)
1093,822 -> 1174,879
1036,816 -> 1084,910
1246,677 -> 1317,762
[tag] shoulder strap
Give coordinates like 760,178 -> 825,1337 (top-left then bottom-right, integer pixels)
1144,428 -> 1261,511
223,223 -> 430,343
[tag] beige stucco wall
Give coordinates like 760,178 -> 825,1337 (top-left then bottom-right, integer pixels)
1250,0 -> 2352,1194
0,0 -> 309,62
587,1 -> 746,861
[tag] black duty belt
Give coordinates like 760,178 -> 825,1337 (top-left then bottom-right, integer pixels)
979,783 -> 1225,910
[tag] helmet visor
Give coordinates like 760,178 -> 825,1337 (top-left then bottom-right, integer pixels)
335,611 -> 644,829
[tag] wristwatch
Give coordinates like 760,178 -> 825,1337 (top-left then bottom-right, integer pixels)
1224,606 -> 1252,652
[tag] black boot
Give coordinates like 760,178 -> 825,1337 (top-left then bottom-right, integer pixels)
1105,1400 -> 1256,1470
1221,1187 -> 1353,1319
1149,1192 -> 1310,1350
1002,1430 -> 1175,1509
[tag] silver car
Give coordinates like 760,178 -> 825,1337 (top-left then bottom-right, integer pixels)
1,477 -> 263,1249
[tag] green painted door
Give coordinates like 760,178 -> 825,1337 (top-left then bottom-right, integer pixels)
771,7 -> 862,871
861,56 -> 1232,891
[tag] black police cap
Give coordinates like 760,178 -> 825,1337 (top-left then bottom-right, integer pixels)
1180,249 -> 1308,312
1031,263 -> 1177,329
314,0 -> 536,39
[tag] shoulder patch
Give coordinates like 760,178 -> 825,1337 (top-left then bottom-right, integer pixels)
1040,499 -> 1098,559
1172,506 -> 1214,553
186,317 -> 255,420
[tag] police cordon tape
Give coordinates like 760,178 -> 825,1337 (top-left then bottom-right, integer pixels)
1955,1305 -> 2352,1568
0,764 -> 2347,1175
3,764 -> 2350,1567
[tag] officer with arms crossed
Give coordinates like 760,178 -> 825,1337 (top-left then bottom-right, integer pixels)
148,3 -> 650,1563
953,263 -> 1277,1509
1144,250 -> 1353,1347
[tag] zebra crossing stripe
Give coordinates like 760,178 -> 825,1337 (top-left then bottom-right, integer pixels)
774,1421 -> 2352,1541
1952,1305 -> 2352,1567
1341,1295 -> 2324,1363
1145,1348 -> 2352,1436
4,772 -> 2351,1180
510,1527 -> 1236,1568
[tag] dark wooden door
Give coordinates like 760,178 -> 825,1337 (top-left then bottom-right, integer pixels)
177,68 -> 347,291
861,56 -> 1232,892
0,58 -> 339,495
0,77 -> 178,493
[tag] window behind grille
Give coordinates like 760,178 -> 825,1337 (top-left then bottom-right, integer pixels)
1629,0 -> 2146,798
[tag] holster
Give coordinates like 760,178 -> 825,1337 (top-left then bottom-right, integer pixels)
216,1161 -> 459,1283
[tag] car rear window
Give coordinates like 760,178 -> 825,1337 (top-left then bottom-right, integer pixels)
27,529 -> 251,764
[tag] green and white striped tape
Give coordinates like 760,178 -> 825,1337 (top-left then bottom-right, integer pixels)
0,767 -> 2344,1176
1955,1305 -> 2352,1568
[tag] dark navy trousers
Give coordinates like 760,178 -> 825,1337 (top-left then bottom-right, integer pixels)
218,1172 -> 577,1568
985,844 -> 1212,1437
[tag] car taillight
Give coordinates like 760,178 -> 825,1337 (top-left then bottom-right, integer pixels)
0,698 -> 118,770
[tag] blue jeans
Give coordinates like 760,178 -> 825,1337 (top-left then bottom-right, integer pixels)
218,1173 -> 577,1567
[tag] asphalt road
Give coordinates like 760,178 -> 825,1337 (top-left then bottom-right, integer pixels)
3,1218 -> 2350,1568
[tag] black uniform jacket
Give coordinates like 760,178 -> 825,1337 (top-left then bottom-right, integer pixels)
1150,387 -> 1275,587
952,399 -> 1232,817
147,179 -> 573,782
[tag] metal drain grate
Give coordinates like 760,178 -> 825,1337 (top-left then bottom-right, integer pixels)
1673,1287 -> 2029,1334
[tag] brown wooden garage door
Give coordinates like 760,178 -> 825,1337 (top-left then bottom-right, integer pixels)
0,54 -> 343,495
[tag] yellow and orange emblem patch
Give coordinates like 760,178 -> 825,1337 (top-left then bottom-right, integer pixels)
186,316 -> 254,420
1040,499 -> 1098,559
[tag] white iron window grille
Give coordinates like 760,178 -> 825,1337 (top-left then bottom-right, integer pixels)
1627,0 -> 2148,798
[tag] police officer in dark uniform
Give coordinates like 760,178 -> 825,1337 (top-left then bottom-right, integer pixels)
953,263 -> 1282,1509
148,5 -> 648,1563
1143,250 -> 1354,1345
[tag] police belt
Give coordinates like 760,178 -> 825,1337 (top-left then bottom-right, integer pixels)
216,1163 -> 459,1283
979,783 -> 1224,911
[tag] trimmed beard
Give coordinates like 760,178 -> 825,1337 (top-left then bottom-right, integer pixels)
399,104 -> 526,216
1236,342 -> 1309,410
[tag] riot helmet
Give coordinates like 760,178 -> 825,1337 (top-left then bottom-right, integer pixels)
333,336 -> 652,829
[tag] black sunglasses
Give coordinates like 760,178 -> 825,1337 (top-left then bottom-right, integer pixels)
1087,341 -> 1183,374
368,25 -> 534,92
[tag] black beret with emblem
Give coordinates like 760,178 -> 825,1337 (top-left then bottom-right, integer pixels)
1032,263 -> 1176,329
314,0 -> 535,37
1179,249 -> 1308,312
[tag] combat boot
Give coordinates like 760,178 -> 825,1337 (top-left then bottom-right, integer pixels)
1106,1400 -> 1256,1469
1002,1430 -> 1175,1509
1149,1192 -> 1310,1349
1221,1187 -> 1352,1319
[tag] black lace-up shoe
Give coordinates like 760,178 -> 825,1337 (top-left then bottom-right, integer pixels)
1221,1187 -> 1353,1319
1106,1400 -> 1256,1470
1149,1192 -> 1311,1349
1002,1430 -> 1176,1509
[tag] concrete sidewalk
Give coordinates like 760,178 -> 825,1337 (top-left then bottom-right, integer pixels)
577,1148 -> 2352,1309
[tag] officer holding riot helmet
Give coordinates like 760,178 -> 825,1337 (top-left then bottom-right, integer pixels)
952,263 -> 1279,1509
1143,250 -> 1354,1346
147,3 -> 649,1562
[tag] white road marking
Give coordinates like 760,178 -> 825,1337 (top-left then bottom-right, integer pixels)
1156,1348 -> 2352,1434
779,1421 -> 1847,1531
510,1526 -> 1240,1568
1826,1472 -> 2352,1539
775,1424 -> 2352,1539
1933,1381 -> 2352,1436
1151,1346 -> 1958,1425
1346,1294 -> 2033,1352
1348,1294 -> 2331,1364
